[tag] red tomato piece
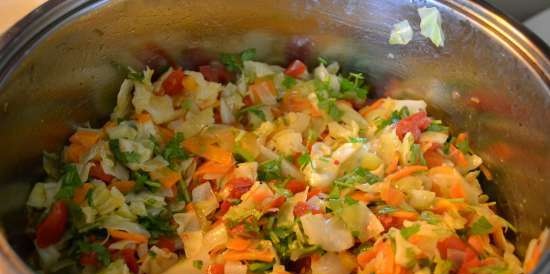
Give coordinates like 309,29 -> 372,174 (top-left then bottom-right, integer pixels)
458,248 -> 481,274
207,263 -> 225,274
395,111 -> 431,141
227,177 -> 254,199
36,201 -> 68,248
293,201 -> 311,217
199,64 -> 233,84
218,200 -> 232,216
156,237 -> 176,252
121,248 -> 139,274
242,95 -> 254,107
89,162 -> 114,183
162,68 -> 185,96
79,252 -> 98,266
437,236 -> 469,259
286,179 -> 307,194
269,196 -> 287,209
285,60 -> 307,78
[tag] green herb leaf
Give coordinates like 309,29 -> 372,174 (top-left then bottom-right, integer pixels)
86,187 -> 94,206
427,121 -> 449,132
258,159 -> 283,181
55,165 -> 83,200
192,260 -> 203,270
318,57 -> 328,66
470,216 -> 493,235
220,48 -> 256,72
78,241 -> 111,266
409,144 -> 427,165
314,80 -> 343,121
109,139 -> 141,164
420,211 -> 441,225
249,262 -> 274,272
333,167 -> 380,189
376,107 -> 410,130
349,137 -> 368,143
344,196 -> 358,205
456,139 -> 471,154
400,224 -> 420,239
238,104 -> 267,121
297,153 -> 312,169
138,214 -> 175,239
282,75 -> 297,89
162,132 -> 188,168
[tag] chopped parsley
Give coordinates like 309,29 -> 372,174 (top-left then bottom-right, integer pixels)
220,48 -> 256,72
349,136 -> 368,143
297,153 -> 311,169
282,75 -> 297,89
138,214 -> 175,239
55,165 -> 83,200
249,262 -> 274,272
427,121 -> 449,132
192,260 -> 203,270
470,216 -> 493,235
333,167 -> 380,189
109,139 -> 141,164
400,224 -> 420,239
409,144 -> 427,165
78,241 -> 111,266
258,159 -> 283,181
376,107 -> 410,130
238,104 -> 267,121
162,132 -> 188,168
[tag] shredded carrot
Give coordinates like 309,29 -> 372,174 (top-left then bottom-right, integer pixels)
135,112 -> 152,124
450,145 -> 468,168
109,180 -> 136,193
183,137 -> 234,165
194,160 -> 234,178
70,130 -> 102,148
386,165 -> 428,182
525,242 -> 542,273
390,210 -> 419,221
381,185 -> 405,206
109,229 -> 149,243
227,237 -> 251,251
73,183 -> 93,204
350,191 -> 378,204
102,121 -> 117,130
359,99 -> 385,117
432,198 -> 465,213
480,164 -> 493,181
423,147 -> 446,168
450,181 -> 465,199
408,234 -> 427,246
385,154 -> 399,175
157,126 -> 175,143
381,242 -> 395,274
468,235 -> 489,254
223,249 -> 275,262
357,242 -> 383,268
249,79 -> 277,104
456,132 -> 468,143
65,144 -> 86,163
150,167 -> 182,188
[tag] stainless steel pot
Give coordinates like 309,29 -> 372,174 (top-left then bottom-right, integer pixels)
0,0 -> 548,273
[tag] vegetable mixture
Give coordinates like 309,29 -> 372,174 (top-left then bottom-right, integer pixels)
26,50 -> 546,274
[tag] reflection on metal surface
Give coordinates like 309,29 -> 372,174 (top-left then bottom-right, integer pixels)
0,0 -> 548,273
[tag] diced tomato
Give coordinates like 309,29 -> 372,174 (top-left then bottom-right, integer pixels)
89,162 -> 114,183
458,247 -> 481,274
199,64 -> 233,84
36,201 -> 68,248
269,196 -> 287,209
162,68 -> 185,96
424,144 -> 445,168
395,111 -> 431,141
378,215 -> 404,230
229,224 -> 246,236
242,95 -> 254,107
207,263 -> 225,274
286,179 -> 307,194
79,252 -> 98,266
227,177 -> 254,199
437,236 -> 469,259
120,248 -> 139,274
293,201 -> 311,217
156,237 -> 176,252
285,60 -> 307,78
218,200 -> 232,216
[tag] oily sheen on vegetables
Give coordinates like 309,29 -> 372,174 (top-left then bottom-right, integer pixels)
25,49 -> 544,274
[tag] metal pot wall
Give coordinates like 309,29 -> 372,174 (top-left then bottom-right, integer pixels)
0,0 -> 548,273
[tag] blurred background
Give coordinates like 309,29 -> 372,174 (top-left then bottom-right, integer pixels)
0,0 -> 549,44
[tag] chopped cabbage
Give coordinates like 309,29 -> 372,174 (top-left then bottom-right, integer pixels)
389,20 -> 413,45
98,259 -> 130,274
26,182 -> 59,208
269,129 -> 306,156
418,7 -> 445,47
103,214 -> 150,237
311,252 -> 354,274
168,107 -> 214,138
139,246 -> 178,274
300,214 -> 353,252
90,181 -> 125,215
